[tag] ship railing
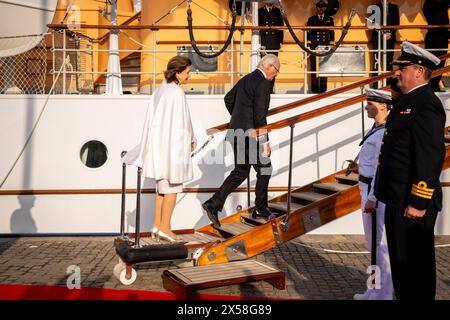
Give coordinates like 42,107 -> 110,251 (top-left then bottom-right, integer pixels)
1,24 -> 449,94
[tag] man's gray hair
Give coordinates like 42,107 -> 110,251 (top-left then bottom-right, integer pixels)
258,54 -> 280,69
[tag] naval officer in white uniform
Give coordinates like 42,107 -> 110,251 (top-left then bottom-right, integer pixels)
351,88 -> 393,300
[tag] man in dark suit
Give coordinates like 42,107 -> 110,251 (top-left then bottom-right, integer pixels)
375,42 -> 445,300
258,1 -> 284,93
370,1 -> 400,88
258,2 -> 284,57
202,54 -> 280,228
423,0 -> 449,92
306,0 -> 335,93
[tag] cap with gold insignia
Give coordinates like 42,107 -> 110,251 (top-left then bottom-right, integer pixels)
365,88 -> 392,104
391,41 -> 441,70
316,0 -> 328,7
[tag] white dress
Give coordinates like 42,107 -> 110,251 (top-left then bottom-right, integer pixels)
122,81 -> 195,186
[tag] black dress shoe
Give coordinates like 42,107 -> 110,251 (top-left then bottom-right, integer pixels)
252,207 -> 272,219
202,200 -> 221,228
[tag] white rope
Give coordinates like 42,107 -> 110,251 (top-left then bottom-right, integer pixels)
0,55 -> 70,189
291,239 -> 450,254
291,240 -> 370,254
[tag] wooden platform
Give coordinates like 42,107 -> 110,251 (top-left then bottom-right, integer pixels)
162,260 -> 285,299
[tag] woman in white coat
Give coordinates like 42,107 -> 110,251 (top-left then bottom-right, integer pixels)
122,56 -> 196,242
351,88 -> 393,300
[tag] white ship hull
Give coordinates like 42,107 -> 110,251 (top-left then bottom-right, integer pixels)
1,93 -> 449,235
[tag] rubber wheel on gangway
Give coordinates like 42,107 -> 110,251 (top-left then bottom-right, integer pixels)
118,267 -> 137,285
113,257 -> 125,279
113,257 -> 137,285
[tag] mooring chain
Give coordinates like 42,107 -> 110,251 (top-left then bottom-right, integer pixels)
278,0 -> 357,57
187,0 -> 237,58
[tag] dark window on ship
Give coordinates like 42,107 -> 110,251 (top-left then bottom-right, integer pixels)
80,140 -> 108,168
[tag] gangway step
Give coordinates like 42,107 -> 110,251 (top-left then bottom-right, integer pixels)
240,212 -> 269,225
177,232 -> 223,244
313,182 -> 353,192
269,201 -> 304,213
445,135 -> 450,144
162,260 -> 285,299
334,173 -> 359,183
291,191 -> 329,202
216,221 -> 255,236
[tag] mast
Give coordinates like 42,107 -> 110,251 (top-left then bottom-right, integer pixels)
250,1 -> 260,71
382,0 -> 387,87
105,0 -> 123,95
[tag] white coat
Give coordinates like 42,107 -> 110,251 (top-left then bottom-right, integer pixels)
122,81 -> 195,184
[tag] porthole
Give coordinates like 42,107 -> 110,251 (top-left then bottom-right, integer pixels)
80,140 -> 108,168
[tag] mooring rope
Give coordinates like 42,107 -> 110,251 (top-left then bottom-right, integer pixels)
187,0 -> 237,59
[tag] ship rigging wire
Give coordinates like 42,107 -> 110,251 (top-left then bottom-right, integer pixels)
0,56 -> 70,189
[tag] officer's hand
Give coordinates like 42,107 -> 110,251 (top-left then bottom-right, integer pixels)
385,32 -> 392,40
403,205 -> 426,219
344,161 -> 358,176
364,200 -> 376,214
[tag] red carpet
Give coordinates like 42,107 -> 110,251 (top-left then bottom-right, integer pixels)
0,284 -> 301,300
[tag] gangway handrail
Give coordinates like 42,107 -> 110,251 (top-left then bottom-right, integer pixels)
255,64 -> 450,137
259,63 -> 450,232
47,23 -> 450,31
206,52 -> 450,135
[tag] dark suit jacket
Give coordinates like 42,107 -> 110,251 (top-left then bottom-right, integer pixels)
258,6 -> 284,50
370,2 -> 400,49
375,84 -> 446,211
306,14 -> 334,49
224,69 -> 272,143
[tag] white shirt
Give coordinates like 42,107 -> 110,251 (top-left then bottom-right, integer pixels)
257,67 -> 268,79
358,125 -> 385,202
318,14 -> 324,21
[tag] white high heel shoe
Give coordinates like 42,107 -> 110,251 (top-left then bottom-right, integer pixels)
157,230 -> 178,243
151,227 -> 159,241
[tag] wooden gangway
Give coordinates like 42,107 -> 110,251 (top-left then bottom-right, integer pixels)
120,61 -> 450,294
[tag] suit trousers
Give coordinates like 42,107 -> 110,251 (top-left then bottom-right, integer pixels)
309,55 -> 327,93
210,136 -> 272,212
384,204 -> 438,300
